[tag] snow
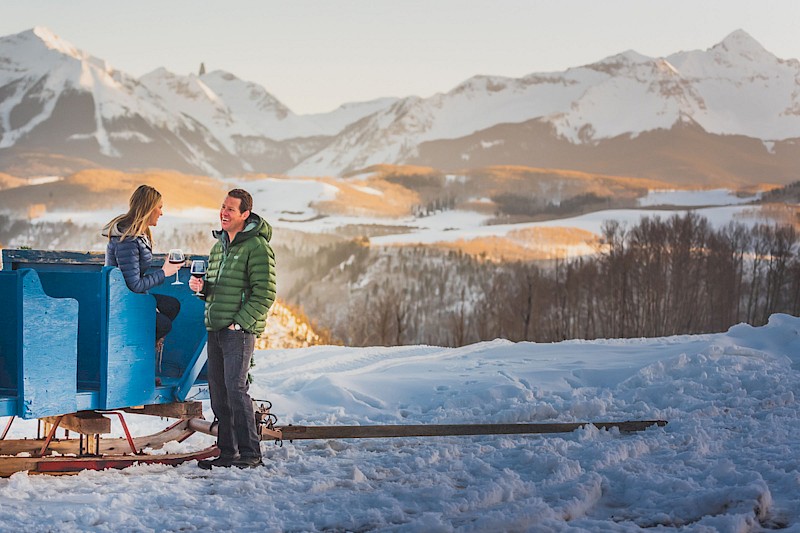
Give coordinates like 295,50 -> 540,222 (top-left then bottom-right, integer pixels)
369,205 -> 759,247
247,178 -> 339,223
22,176 -> 63,186
638,189 -> 759,207
3,313 -> 800,530
139,69 -> 399,144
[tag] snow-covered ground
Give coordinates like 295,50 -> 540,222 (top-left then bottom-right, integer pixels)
3,314 -> 800,531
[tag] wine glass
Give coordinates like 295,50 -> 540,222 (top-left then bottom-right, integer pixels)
167,249 -> 185,285
190,259 -> 206,296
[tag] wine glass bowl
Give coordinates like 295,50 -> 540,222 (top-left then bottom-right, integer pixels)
167,249 -> 185,285
190,259 -> 206,296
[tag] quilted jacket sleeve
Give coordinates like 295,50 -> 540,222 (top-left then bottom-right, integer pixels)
114,238 -> 166,294
233,237 -> 276,333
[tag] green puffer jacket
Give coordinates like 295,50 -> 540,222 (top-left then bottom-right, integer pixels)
202,213 -> 276,335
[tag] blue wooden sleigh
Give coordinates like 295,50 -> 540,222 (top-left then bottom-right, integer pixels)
0,249 -> 210,418
0,249 -> 220,474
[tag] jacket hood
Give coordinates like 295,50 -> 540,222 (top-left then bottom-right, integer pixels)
101,221 -> 124,238
101,220 -> 151,248
213,212 -> 272,244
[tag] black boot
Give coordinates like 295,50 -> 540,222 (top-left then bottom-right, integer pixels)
232,456 -> 264,469
198,455 -> 239,470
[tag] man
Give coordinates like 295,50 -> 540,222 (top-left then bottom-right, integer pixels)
191,189 -> 276,469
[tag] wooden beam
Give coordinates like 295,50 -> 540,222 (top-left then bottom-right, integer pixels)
0,419 -> 196,457
0,446 -> 219,478
123,402 -> 204,419
41,412 -> 110,435
278,421 -> 667,440
187,419 -> 667,441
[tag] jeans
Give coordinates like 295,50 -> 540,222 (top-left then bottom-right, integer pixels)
206,328 -> 261,459
155,293 -> 180,341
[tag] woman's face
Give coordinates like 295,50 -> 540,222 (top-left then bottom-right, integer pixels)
147,202 -> 163,226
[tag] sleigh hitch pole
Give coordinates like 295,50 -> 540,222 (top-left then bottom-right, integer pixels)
188,408 -> 667,442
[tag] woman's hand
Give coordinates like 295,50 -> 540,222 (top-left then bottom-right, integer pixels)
162,260 -> 182,277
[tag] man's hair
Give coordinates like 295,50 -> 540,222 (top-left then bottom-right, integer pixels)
227,189 -> 253,214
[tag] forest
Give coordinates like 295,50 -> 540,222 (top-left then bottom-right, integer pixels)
287,212 -> 800,347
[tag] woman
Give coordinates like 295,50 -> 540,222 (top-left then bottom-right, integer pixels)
102,185 -> 182,362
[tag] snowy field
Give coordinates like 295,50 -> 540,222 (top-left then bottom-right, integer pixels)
34,184 -> 766,253
3,314 -> 800,531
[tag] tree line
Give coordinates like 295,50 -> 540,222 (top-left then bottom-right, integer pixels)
328,213 -> 800,346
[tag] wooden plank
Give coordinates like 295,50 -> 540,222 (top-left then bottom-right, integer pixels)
278,421 -> 667,440
0,445 -> 218,477
104,267 -> 156,409
123,401 -> 204,419
41,412 -> 111,435
19,269 -> 79,418
2,249 -> 106,268
2,249 -> 205,268
0,419 -> 196,457
187,419 -> 667,441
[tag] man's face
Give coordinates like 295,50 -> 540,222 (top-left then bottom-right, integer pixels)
220,196 -> 249,234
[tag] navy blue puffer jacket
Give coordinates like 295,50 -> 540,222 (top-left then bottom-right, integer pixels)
103,223 -> 166,294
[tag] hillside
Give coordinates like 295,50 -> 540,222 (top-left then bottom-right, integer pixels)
258,300 -> 331,349
0,169 -> 228,216
411,119 -> 800,187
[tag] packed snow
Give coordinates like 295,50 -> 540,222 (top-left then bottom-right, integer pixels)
2,314 -> 800,530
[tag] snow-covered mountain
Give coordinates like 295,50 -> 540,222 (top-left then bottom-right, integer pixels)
0,27 -> 243,176
291,29 -> 800,183
0,27 -> 798,183
0,27 -> 396,177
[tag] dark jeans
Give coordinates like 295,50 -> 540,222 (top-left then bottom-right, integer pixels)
155,293 -> 180,341
206,328 -> 261,459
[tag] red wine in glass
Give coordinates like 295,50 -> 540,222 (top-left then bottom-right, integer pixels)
190,260 -> 206,296
168,249 -> 185,285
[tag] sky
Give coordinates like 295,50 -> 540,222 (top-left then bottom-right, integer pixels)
0,1 -> 799,115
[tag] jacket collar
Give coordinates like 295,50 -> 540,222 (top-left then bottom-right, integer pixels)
101,221 -> 151,249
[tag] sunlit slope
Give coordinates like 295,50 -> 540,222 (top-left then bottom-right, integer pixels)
0,169 -> 228,215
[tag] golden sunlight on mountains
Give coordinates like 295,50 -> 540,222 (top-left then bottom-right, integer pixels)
0,173 -> 25,190
319,164 -> 677,221
0,169 -> 227,216
257,299 -> 332,349
474,165 -> 672,199
312,176 -> 420,217
432,226 -> 599,262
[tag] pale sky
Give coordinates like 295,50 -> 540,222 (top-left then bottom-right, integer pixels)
1,1 -> 798,114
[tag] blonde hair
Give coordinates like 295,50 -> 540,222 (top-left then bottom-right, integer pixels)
107,185 -> 162,244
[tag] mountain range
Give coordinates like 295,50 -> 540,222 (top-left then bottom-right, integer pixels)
0,27 -> 798,185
